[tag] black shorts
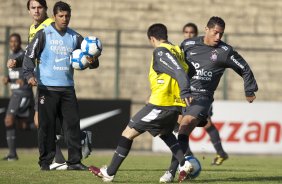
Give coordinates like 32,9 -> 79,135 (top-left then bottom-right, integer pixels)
182,94 -> 214,127
128,105 -> 179,137
7,92 -> 34,118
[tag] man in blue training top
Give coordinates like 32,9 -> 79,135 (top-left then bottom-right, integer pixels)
23,1 -> 99,171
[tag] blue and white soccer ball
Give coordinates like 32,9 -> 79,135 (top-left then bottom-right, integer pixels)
70,49 -> 90,70
179,156 -> 201,179
81,36 -> 102,57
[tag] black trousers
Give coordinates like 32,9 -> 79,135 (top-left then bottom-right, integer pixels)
37,88 -> 82,166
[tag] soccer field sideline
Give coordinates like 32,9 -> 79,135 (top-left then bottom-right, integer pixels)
1,149 -> 282,184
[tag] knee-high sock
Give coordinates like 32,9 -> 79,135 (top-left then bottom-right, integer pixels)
184,137 -> 193,156
6,128 -> 16,157
206,125 -> 226,156
178,134 -> 188,154
107,136 -> 133,176
160,133 -> 186,177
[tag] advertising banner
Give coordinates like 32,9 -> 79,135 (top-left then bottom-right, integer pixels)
0,98 -> 131,149
152,101 -> 282,154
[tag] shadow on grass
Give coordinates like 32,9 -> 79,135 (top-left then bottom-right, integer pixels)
204,168 -> 257,172
112,176 -> 282,183
120,168 -> 256,172
120,168 -> 164,172
116,168 -> 282,183
194,176 -> 282,183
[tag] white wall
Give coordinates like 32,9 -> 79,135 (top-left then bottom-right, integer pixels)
153,101 -> 282,154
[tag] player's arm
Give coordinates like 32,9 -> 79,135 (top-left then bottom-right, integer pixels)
225,49 -> 258,102
76,34 -> 99,69
180,39 -> 196,78
153,47 -> 192,103
184,55 -> 196,78
23,30 -> 45,86
14,51 -> 25,68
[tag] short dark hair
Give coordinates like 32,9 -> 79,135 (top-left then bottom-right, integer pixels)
9,33 -> 22,45
207,16 -> 225,29
182,22 -> 198,36
27,0 -> 48,10
147,23 -> 168,40
53,1 -> 71,15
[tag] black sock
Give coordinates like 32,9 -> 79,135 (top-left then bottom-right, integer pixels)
178,134 -> 188,154
80,131 -> 86,140
107,136 -> 133,176
54,136 -> 66,163
6,128 -> 16,157
168,156 -> 179,177
185,138 -> 193,156
160,133 -> 185,177
206,125 -> 226,156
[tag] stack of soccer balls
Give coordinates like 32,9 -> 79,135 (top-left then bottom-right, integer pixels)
71,36 -> 102,70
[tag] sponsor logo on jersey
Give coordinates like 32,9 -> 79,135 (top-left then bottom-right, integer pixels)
50,39 -> 73,55
159,58 -> 173,70
157,79 -> 165,84
230,55 -> 244,69
157,51 -> 163,56
29,38 -> 39,58
185,41 -> 195,45
165,53 -> 181,69
220,45 -> 229,51
8,70 -> 20,79
55,57 -> 69,63
53,65 -> 69,71
39,96 -> 45,105
10,83 -> 20,90
191,62 -> 213,81
210,50 -> 218,62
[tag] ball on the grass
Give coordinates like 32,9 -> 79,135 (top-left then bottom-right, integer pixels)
178,155 -> 202,179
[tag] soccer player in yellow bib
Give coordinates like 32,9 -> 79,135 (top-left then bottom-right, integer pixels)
27,1 -> 53,43
26,0 -> 92,170
27,0 -> 53,128
89,23 -> 194,183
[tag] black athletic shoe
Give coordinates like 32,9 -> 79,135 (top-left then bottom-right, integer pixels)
67,163 -> 88,170
211,154 -> 229,166
40,164 -> 50,171
2,155 -> 18,161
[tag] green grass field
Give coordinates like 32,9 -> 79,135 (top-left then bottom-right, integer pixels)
0,149 -> 281,184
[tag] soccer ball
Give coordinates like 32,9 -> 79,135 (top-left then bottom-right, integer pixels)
81,36 -> 102,57
178,156 -> 201,179
70,49 -> 90,70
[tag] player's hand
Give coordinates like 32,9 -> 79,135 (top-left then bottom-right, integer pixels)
28,77 -> 37,86
246,95 -> 256,103
16,79 -> 24,87
184,96 -> 193,106
86,53 -> 101,64
2,77 -> 9,85
7,59 -> 16,68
